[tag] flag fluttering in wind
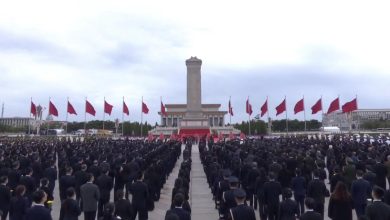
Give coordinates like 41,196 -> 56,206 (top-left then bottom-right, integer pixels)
86,100 -> 96,116
246,98 -> 253,115
104,100 -> 113,115
161,101 -> 167,116
260,99 -> 268,117
327,97 -> 340,114
342,98 -> 358,113
142,102 -> 149,114
67,101 -> 77,115
276,99 -> 286,116
123,101 -> 129,116
311,98 -> 322,114
31,101 -> 37,117
228,99 -> 234,116
49,101 -> 58,117
294,98 -> 304,114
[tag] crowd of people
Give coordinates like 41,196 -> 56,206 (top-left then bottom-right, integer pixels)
0,137 -> 182,220
201,135 -> 390,220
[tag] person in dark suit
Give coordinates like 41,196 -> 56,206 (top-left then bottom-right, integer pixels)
80,173 -> 100,220
114,190 -> 134,220
129,172 -> 148,220
39,178 -> 54,210
43,160 -> 57,196
263,172 -> 282,220
373,159 -> 388,190
165,193 -> 190,220
365,186 -> 390,220
351,170 -> 371,218
330,167 -> 345,193
19,167 -> 36,204
291,169 -> 306,215
96,168 -> 113,217
74,164 -> 89,204
299,198 -> 322,220
7,161 -> 21,192
9,185 -> 29,220
221,176 -> 239,219
278,188 -> 300,220
60,167 -> 77,201
25,190 -> 52,220
0,176 -> 11,220
229,188 -> 256,220
328,182 -> 352,220
306,170 -> 329,217
59,187 -> 81,220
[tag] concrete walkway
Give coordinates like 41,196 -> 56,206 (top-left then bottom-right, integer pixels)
190,143 -> 218,220
149,144 -> 184,219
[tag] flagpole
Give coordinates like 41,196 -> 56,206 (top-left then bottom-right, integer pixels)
47,97 -> 50,134
141,96 -> 143,137
356,94 -> 359,131
29,97 -> 32,135
229,96 -> 232,125
267,96 -> 271,134
66,97 -> 69,134
84,97 -> 87,136
285,96 -> 288,135
248,96 -> 251,136
303,95 -> 307,132
122,96 -> 124,136
103,97 -> 105,131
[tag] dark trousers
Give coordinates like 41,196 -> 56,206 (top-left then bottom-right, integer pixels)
294,194 -> 305,215
1,209 -> 8,220
314,202 -> 324,218
257,196 -> 266,220
133,205 -> 147,220
267,204 -> 279,220
354,203 -> 366,218
84,211 -> 97,220
98,199 -> 109,217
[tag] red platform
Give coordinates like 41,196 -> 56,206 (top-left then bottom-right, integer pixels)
179,128 -> 210,137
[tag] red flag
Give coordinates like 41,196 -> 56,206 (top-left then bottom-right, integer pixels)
123,101 -> 129,116
276,99 -> 286,116
30,101 -> 37,117
342,98 -> 358,113
240,132 -> 246,139
294,98 -> 304,114
142,102 -> 149,114
147,133 -> 154,142
260,100 -> 268,117
104,100 -> 113,115
86,100 -> 96,116
229,131 -> 234,140
67,101 -> 77,115
246,99 -> 253,115
49,101 -> 58,117
161,101 -> 167,116
228,100 -> 234,116
327,97 -> 340,114
311,98 -> 322,114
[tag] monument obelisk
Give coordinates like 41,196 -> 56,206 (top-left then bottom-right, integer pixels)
180,56 -> 209,128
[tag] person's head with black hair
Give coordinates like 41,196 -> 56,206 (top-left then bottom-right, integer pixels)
66,187 -> 76,199
173,193 -> 184,207
356,169 -> 364,178
101,202 -> 115,220
40,178 -> 49,187
116,190 -> 125,200
269,172 -> 276,181
136,171 -> 144,181
304,197 -> 316,210
25,167 -> 33,176
81,164 -> 87,171
0,176 -> 8,185
283,188 -> 293,200
233,188 -> 246,205
15,185 -> 26,197
372,186 -> 385,200
313,170 -> 319,179
32,190 -> 47,204
66,166 -> 73,175
295,168 -> 302,176
86,173 -> 94,183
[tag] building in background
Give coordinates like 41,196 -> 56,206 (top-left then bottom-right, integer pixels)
0,117 -> 35,128
322,109 -> 390,131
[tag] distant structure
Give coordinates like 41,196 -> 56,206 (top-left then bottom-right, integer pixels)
0,117 -> 34,128
150,57 -> 240,136
322,109 -> 390,130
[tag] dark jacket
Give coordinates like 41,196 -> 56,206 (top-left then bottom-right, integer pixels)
115,199 -> 134,220
165,207 -> 191,220
299,211 -> 322,220
96,174 -> 113,202
307,178 -> 328,204
278,199 -> 299,220
9,196 -> 29,220
60,175 -> 76,200
263,180 -> 282,206
351,178 -> 371,205
230,204 -> 256,220
327,196 -> 353,220
80,182 -> 100,212
59,198 -> 82,220
130,181 -> 148,208
0,184 -> 11,211
365,201 -> 390,220
26,205 -> 52,220
291,176 -> 306,196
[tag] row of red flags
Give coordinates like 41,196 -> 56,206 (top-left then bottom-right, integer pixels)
236,97 -> 358,117
30,99 -> 156,118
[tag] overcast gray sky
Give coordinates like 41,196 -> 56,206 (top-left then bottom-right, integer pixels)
1,0 -> 390,124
